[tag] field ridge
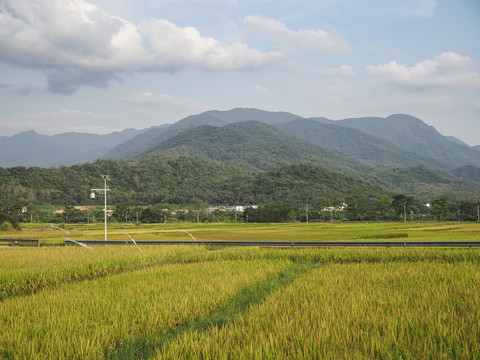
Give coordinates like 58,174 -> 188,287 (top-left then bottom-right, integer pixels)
107,261 -> 322,359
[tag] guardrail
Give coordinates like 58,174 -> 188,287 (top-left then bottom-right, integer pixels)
0,238 -> 40,247
63,239 -> 480,248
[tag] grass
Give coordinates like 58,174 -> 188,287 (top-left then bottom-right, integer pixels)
1,222 -> 479,359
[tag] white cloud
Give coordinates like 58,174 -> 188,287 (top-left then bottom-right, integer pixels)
242,15 -> 350,53
0,0 -> 282,93
125,92 -> 201,111
366,52 -> 480,90
318,65 -> 357,77
253,85 -> 271,96
0,1 -> 139,69
139,18 -> 282,71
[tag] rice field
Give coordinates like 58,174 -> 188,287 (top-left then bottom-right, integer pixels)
7,221 -> 480,245
1,222 -> 479,359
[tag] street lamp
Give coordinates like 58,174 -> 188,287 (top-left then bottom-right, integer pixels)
90,175 -> 111,243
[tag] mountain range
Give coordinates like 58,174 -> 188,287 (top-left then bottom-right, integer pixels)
3,108 -> 479,170
1,108 -> 480,201
0,129 -> 144,168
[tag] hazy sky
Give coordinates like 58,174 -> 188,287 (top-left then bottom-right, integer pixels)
1,0 -> 479,145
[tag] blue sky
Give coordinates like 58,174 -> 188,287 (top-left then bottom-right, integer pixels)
0,0 -> 479,145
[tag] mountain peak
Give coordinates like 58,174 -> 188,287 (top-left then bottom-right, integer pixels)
15,130 -> 40,137
337,114 -> 480,167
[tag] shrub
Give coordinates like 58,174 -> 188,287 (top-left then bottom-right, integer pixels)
0,212 -> 18,229
0,221 -> 14,231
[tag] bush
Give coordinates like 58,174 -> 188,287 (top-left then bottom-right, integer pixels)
0,212 -> 19,229
0,221 -> 14,231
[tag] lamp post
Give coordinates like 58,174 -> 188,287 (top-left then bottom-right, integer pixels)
90,175 -> 111,243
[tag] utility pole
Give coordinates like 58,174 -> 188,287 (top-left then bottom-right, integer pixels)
90,175 -> 111,243
306,204 -> 309,224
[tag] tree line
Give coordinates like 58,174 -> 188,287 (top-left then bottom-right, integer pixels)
2,193 -> 478,228
1,158 -> 479,227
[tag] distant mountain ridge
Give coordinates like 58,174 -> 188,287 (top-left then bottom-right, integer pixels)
139,120 -> 375,176
106,109 -> 480,170
2,109 -> 480,205
131,120 -> 480,197
104,108 -> 302,159
2,108 -> 479,173
274,118 -> 448,169
451,165 -> 480,183
0,129 -> 143,168
335,114 -> 480,167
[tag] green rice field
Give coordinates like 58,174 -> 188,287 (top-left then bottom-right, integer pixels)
1,222 -> 479,359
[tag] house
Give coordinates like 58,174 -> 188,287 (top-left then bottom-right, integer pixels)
207,205 -> 258,213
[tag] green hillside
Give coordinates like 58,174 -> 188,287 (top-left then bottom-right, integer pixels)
105,109 -> 480,170
105,108 -> 302,159
235,163 -> 383,204
275,118 -> 448,169
2,156 -> 479,211
141,121 -> 376,176
337,114 -> 480,167
0,158 -> 383,207
370,164 -> 480,200
451,165 -> 480,183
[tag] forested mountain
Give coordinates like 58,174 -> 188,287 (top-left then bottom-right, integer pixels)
236,163 -> 383,204
2,108 -> 480,213
0,129 -> 143,168
138,121 -> 376,176
451,165 -> 480,183
369,164 -> 480,198
445,136 -> 471,147
0,158 -> 384,207
3,156 -> 480,210
4,109 -> 478,172
105,108 -> 302,159
274,118 -> 448,169
335,114 -> 480,167
107,109 -> 479,170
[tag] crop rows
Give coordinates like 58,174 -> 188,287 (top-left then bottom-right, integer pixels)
1,256 -> 287,359
1,227 -> 480,359
0,246 -> 204,301
156,261 -> 480,359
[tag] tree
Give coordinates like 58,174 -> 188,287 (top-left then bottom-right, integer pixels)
63,205 -> 82,224
243,200 -> 298,223
311,197 -> 332,221
344,193 -> 368,221
373,195 -> 392,220
7,201 -> 28,219
0,211 -> 19,229
139,205 -> 170,223
391,194 -> 415,222
431,196 -> 449,220
458,201 -> 476,221
114,201 -> 139,222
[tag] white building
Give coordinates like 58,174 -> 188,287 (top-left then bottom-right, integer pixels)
207,205 -> 258,213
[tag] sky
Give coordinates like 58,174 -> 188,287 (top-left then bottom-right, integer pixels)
0,0 -> 479,145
